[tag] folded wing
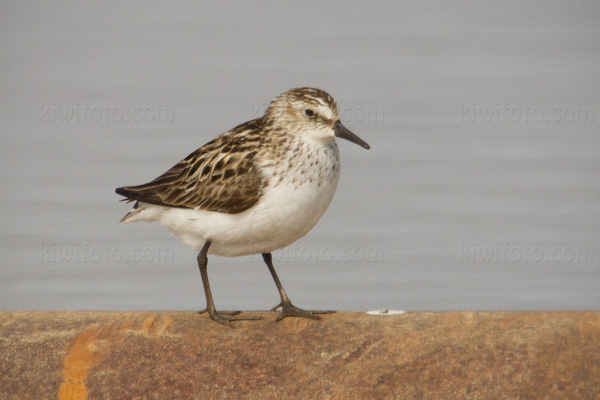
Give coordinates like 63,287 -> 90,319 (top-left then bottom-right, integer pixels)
116,134 -> 266,214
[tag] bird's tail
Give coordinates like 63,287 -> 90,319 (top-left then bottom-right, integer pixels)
119,202 -> 142,223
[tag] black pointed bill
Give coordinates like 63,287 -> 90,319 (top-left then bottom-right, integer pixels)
334,120 -> 370,149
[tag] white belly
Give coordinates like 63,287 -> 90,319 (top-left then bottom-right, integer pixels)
133,140 -> 341,256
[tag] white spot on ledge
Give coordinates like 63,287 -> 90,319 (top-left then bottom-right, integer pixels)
366,308 -> 406,316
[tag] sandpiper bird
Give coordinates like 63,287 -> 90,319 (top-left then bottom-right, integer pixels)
116,87 -> 370,327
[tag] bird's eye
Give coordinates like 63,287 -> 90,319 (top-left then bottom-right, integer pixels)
304,109 -> 315,118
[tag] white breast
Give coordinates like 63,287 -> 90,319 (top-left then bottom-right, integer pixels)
150,139 -> 341,256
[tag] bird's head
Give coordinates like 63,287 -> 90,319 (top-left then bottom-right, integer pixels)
265,87 -> 370,150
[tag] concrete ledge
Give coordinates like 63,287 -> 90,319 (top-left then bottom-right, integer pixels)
1,311 -> 599,399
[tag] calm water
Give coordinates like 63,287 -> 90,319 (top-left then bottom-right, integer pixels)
1,1 -> 599,311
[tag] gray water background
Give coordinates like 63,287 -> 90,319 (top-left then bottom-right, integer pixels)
1,1 -> 599,311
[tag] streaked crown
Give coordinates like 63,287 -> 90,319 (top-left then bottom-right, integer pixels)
267,87 -> 338,121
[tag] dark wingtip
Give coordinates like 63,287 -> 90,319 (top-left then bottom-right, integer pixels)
115,187 -> 129,197
114,185 -> 173,208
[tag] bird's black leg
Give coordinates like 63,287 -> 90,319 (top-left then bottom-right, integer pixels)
262,252 -> 334,322
197,240 -> 262,328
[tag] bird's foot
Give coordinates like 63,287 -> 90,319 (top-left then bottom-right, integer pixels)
198,309 -> 263,328
198,309 -> 241,317
272,302 -> 335,322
